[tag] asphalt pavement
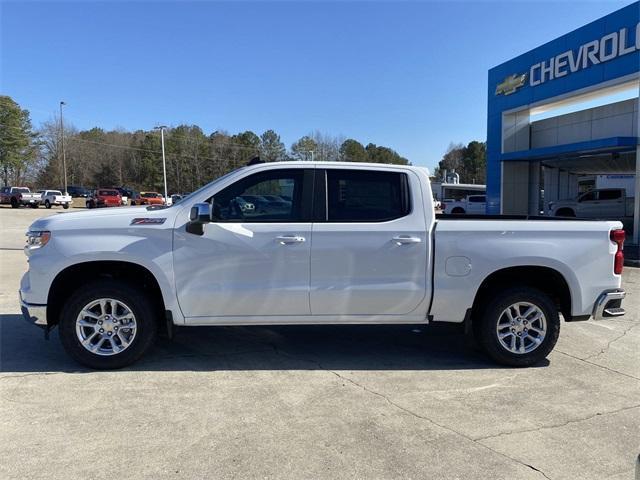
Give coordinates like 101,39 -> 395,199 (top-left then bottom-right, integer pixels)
1,205 -> 638,480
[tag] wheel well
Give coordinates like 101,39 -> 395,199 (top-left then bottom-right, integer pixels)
555,208 -> 575,217
471,266 -> 572,323
47,261 -> 166,327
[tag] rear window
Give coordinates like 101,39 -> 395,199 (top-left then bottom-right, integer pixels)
326,170 -> 410,222
142,192 -> 160,198
13,188 -> 30,194
50,191 -> 62,196
99,190 -> 119,196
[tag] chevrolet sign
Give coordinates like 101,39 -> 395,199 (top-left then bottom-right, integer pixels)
495,73 -> 527,96
530,22 -> 639,86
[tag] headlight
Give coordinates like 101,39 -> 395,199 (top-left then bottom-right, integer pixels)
25,231 -> 51,249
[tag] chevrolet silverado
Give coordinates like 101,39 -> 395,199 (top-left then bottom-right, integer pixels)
19,162 -> 627,369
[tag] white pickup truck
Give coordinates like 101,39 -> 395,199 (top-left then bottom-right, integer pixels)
20,162 -> 627,369
549,188 -> 634,219
442,194 -> 487,215
39,190 -> 72,209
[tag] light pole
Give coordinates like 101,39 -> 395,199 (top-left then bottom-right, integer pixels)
154,125 -> 168,204
59,101 -> 68,194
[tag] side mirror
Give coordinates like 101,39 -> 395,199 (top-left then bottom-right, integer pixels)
187,202 -> 212,235
189,203 -> 212,223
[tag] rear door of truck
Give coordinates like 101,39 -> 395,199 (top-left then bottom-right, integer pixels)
309,166 -> 431,316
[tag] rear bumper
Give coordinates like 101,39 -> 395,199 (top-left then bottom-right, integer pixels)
592,289 -> 626,320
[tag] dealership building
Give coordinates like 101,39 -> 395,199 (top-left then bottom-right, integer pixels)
486,1 -> 640,244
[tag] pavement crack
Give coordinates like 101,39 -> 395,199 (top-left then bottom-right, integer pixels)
555,350 -> 640,381
525,463 -> 552,480
583,322 -> 639,361
474,404 -> 640,442
0,371 -> 69,380
267,345 -> 553,480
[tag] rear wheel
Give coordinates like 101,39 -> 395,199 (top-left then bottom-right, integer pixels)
476,287 -> 560,367
451,207 -> 465,214
10,198 -> 18,208
45,200 -> 51,209
63,203 -> 69,209
58,280 -> 158,369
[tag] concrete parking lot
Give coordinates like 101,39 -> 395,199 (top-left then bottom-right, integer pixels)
0,206 -> 638,480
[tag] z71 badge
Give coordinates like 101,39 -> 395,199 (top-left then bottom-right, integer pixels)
130,218 -> 166,225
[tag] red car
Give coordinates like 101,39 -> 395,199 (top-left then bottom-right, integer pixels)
131,192 -> 165,206
86,189 -> 122,208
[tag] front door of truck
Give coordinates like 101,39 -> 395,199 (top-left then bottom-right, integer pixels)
309,168 -> 429,316
173,168 -> 314,319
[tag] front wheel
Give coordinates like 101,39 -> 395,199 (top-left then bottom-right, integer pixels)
58,280 -> 158,369
476,287 -> 560,367
45,200 -> 51,209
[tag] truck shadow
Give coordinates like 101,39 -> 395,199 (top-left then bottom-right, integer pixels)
0,314 -> 548,373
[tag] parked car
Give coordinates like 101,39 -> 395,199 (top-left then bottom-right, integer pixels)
39,190 -> 72,209
131,192 -> 164,206
86,189 -> 122,208
170,194 -> 184,205
0,186 -> 41,208
549,188 -> 634,219
66,186 -> 89,198
20,161 -> 626,369
115,187 -> 134,206
442,195 -> 487,215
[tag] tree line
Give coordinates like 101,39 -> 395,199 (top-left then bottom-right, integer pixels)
0,95 -> 411,193
433,141 -> 487,184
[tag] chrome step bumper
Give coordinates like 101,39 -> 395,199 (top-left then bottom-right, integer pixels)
593,290 -> 626,320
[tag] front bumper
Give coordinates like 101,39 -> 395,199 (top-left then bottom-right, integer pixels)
593,290 -> 626,320
19,292 -> 47,328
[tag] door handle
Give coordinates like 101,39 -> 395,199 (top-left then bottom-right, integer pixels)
276,235 -> 306,245
392,235 -> 422,245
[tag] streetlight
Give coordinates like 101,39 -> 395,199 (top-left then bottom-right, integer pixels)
154,125 -> 169,204
59,101 -> 68,194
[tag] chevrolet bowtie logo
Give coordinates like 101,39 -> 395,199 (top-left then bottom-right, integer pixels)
495,73 -> 527,96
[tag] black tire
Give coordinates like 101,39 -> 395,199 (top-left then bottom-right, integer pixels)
86,201 -> 93,209
10,197 -> 18,208
452,207 -> 465,214
58,280 -> 158,369
31,203 -> 39,208
63,204 -> 69,209
45,200 -> 51,209
475,287 -> 560,367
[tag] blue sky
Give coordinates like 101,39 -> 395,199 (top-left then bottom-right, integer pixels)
1,0 -> 633,170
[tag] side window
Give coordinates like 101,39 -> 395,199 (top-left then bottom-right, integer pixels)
580,191 -> 597,202
598,190 -> 621,201
210,169 -> 305,222
326,169 -> 410,222
469,196 -> 486,203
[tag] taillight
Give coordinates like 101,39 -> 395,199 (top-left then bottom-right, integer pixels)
610,229 -> 625,275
